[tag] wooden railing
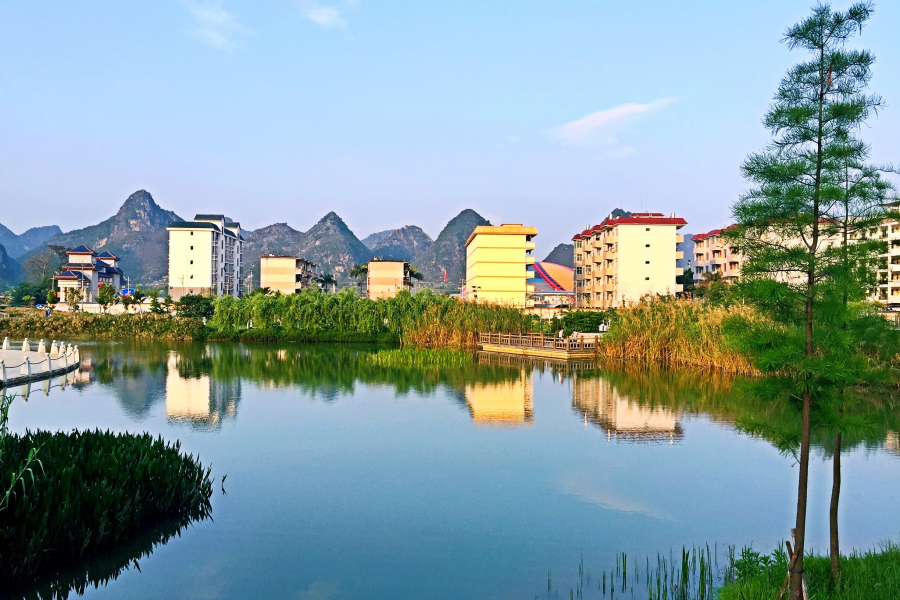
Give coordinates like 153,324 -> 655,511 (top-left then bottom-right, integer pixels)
477,333 -> 598,353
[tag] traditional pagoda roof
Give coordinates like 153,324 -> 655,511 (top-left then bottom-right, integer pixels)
195,214 -> 226,221
68,244 -> 95,255
55,271 -> 90,281
96,250 -> 119,259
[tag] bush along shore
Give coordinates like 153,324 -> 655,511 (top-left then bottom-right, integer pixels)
0,288 -> 537,347
0,423 -> 213,587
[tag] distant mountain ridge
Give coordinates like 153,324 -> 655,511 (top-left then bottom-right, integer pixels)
370,226 -> 433,262
0,243 -> 23,288
20,190 -> 182,285
0,223 -> 62,259
244,212 -> 373,281
543,244 -> 574,268
415,209 -> 490,283
361,230 -> 393,249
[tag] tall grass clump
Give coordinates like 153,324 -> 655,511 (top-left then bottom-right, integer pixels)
599,298 -> 760,376
718,543 -> 900,600
0,429 -> 212,585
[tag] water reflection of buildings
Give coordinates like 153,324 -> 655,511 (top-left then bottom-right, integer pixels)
166,354 -> 241,429
464,374 -> 534,427
886,431 -> 899,456
572,374 -> 684,443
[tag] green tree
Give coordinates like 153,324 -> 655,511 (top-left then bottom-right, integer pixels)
726,3 -> 887,596
45,289 -> 57,306
177,294 -> 215,319
97,284 -> 117,313
315,273 -> 336,292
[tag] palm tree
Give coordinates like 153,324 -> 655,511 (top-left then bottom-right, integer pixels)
408,266 -> 424,290
349,264 -> 368,295
315,273 -> 337,293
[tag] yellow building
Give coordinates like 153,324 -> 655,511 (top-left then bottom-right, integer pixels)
464,375 -> 534,427
573,212 -> 686,308
259,255 -> 318,294
366,259 -> 410,299
464,224 -> 538,307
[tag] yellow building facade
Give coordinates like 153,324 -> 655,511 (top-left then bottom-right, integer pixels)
465,224 -> 538,308
573,213 -> 686,308
259,255 -> 318,294
367,259 -> 409,299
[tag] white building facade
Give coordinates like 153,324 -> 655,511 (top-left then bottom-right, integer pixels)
54,246 -> 124,303
167,215 -> 243,301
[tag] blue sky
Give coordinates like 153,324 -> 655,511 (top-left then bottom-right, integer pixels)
1,1 -> 898,257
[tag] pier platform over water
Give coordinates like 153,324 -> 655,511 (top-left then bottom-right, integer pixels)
0,338 -> 81,388
478,333 -> 599,360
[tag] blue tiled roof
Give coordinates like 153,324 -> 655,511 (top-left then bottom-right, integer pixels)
96,250 -> 119,259
68,244 -> 95,254
55,271 -> 90,281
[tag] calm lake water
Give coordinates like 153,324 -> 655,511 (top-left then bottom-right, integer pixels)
5,341 -> 900,600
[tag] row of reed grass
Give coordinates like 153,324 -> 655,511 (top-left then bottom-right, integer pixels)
598,298 -> 761,376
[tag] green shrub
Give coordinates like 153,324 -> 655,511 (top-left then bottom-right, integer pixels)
0,430 -> 212,584
0,310 -> 206,341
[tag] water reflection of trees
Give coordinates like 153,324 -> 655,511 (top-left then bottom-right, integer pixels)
6,513 -> 206,600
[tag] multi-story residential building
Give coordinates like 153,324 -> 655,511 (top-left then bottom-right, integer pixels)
855,214 -> 900,304
692,226 -> 742,281
259,255 -> 318,294
167,214 -> 243,301
367,259 -> 410,299
465,224 -> 538,308
54,245 -> 124,303
572,212 -> 687,308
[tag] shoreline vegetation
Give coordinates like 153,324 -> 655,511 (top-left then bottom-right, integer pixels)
0,292 -> 895,381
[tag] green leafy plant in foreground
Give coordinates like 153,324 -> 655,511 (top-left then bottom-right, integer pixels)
0,429 -> 213,584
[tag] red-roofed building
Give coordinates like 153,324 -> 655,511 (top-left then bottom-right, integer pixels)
692,225 -> 743,281
572,211 -> 688,308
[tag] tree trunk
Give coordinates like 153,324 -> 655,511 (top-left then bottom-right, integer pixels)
830,431 -> 842,582
791,391 -> 812,600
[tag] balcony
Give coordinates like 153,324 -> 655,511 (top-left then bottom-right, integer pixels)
676,235 -> 684,244
675,250 -> 684,260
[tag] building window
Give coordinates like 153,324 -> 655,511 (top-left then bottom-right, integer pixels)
190,232 -> 193,236
645,261 -> 650,264
645,277 -> 650,280
645,228 -> 650,231
190,246 -> 193,250
190,275 -> 194,279
190,260 -> 194,265
645,244 -> 650,247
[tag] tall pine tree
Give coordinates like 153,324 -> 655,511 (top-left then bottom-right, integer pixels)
727,3 -> 888,597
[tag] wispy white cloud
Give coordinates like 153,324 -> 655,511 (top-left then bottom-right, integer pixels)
552,98 -> 678,146
182,1 -> 253,52
299,1 -> 347,29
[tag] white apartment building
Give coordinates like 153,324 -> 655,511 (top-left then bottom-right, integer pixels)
54,245 -> 124,303
167,214 -> 243,301
572,213 -> 687,308
692,227 -> 742,281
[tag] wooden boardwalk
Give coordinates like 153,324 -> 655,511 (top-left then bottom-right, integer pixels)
478,333 -> 598,360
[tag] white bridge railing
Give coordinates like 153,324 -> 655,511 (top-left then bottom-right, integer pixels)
0,337 -> 81,384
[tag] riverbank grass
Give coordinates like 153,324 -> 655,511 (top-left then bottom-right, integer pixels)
718,544 -> 900,600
